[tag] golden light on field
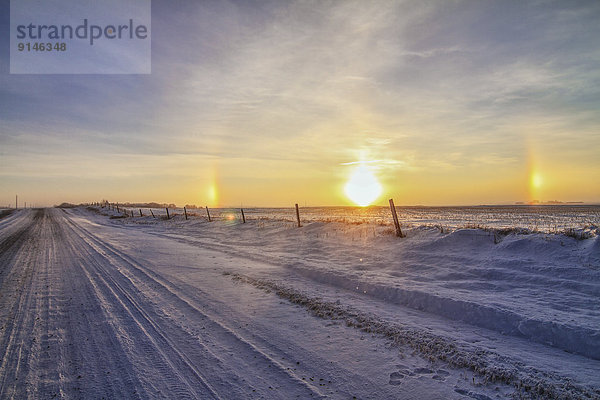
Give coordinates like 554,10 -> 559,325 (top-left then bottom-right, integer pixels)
344,164 -> 382,207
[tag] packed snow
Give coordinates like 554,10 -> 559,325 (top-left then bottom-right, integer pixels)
0,206 -> 598,399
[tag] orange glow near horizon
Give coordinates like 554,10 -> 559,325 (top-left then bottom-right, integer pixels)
528,170 -> 544,202
527,143 -> 544,202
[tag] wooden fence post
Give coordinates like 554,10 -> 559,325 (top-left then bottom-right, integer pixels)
184,207 -> 188,220
389,198 -> 403,237
139,209 -> 143,217
131,210 -> 134,217
241,208 -> 246,223
166,208 -> 170,219
295,203 -> 301,227
206,206 -> 211,222
150,209 -> 155,218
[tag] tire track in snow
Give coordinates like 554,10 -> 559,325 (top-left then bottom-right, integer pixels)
68,211 -> 461,399
51,212 -> 146,399
65,241 -> 222,399
58,212 -> 224,399
0,209 -> 146,399
1,208 -> 328,399
0,210 -> 45,398
62,212 -> 326,399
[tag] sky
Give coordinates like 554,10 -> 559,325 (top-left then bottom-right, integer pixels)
1,0 -> 599,207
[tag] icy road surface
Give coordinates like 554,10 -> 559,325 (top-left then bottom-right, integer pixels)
0,208 -> 598,399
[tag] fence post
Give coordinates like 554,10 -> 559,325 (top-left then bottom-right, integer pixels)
241,208 -> 246,223
150,209 -> 155,218
295,203 -> 301,227
166,208 -> 170,219
206,206 -> 211,222
184,207 -> 188,220
131,210 -> 134,217
389,198 -> 403,237
139,209 -> 143,217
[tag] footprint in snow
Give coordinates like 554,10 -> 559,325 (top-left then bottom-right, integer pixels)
414,367 -> 434,374
389,366 -> 450,385
454,387 -> 493,400
432,369 -> 450,381
388,371 -> 404,385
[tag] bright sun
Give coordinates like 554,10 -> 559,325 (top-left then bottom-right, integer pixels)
344,165 -> 382,207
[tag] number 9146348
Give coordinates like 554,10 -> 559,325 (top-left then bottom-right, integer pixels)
18,42 -> 67,51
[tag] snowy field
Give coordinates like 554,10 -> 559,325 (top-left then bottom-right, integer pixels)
116,204 -> 600,233
0,206 -> 598,399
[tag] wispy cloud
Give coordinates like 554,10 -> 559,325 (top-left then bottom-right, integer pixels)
1,0 -> 599,205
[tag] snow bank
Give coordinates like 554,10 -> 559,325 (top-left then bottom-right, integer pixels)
286,261 -> 600,359
227,273 -> 598,399
85,207 -> 600,361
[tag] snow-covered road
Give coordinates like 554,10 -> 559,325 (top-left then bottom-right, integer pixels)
0,208 -> 597,399
1,209 -> 336,398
